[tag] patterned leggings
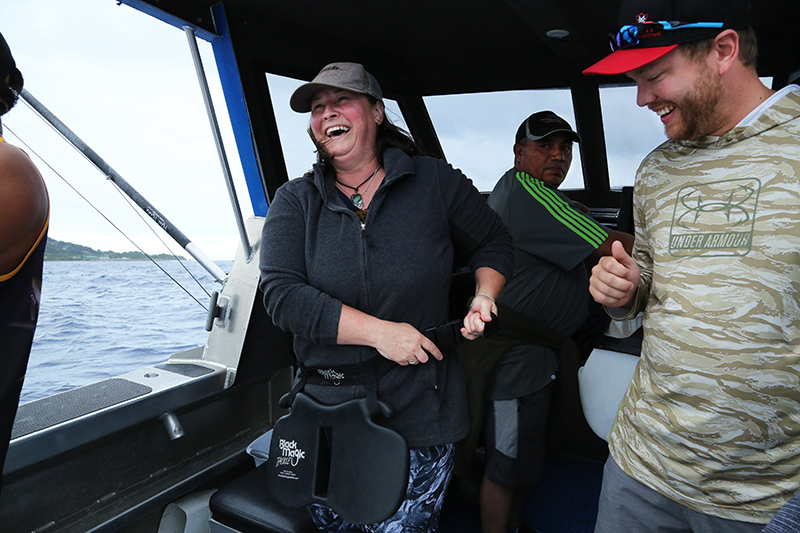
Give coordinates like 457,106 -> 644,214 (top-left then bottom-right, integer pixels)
308,443 -> 455,533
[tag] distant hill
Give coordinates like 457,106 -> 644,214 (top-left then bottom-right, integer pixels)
44,238 -> 185,261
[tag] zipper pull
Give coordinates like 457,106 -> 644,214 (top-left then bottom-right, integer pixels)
361,227 -> 374,246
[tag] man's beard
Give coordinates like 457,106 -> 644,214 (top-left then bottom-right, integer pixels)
665,65 -> 725,141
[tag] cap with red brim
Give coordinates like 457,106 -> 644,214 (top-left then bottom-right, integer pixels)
583,44 -> 678,76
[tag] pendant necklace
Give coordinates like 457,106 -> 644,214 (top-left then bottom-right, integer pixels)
336,164 -> 381,209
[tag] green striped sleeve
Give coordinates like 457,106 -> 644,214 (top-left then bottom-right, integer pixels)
515,171 -> 608,248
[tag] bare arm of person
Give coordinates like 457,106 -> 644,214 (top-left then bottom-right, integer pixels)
589,240 -> 640,308
337,305 -> 443,366
461,266 -> 506,338
0,143 -> 48,276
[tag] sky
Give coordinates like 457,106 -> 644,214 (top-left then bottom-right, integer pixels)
2,0 -> 670,265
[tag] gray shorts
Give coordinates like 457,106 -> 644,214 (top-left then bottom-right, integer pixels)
594,456 -> 766,533
484,382 -> 553,488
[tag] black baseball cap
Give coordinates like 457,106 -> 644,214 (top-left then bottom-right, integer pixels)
515,111 -> 581,144
583,0 -> 750,76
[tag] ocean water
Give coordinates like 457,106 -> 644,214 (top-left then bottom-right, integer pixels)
20,259 -> 233,405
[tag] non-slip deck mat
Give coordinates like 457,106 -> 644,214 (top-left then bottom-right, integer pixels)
12,378 -> 152,438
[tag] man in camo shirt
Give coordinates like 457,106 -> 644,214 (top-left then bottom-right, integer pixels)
584,0 -> 800,531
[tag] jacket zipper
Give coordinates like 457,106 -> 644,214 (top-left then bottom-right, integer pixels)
360,214 -> 371,318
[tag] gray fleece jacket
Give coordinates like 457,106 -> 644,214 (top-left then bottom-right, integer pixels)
259,147 -> 513,447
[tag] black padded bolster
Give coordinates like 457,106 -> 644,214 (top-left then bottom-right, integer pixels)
210,465 -> 316,533
266,393 -> 408,524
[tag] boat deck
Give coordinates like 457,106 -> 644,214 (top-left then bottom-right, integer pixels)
440,452 -> 605,533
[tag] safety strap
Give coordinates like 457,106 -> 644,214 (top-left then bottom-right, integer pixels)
423,313 -> 500,348
282,316 -> 500,417
423,319 -> 464,348
281,356 -> 397,418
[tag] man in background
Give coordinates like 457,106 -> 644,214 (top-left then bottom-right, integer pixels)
585,0 -> 800,530
477,111 -> 632,533
0,31 -> 49,498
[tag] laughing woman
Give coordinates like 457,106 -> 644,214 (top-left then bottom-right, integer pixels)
259,62 -> 513,532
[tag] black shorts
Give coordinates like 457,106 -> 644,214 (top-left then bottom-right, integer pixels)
483,381 -> 554,488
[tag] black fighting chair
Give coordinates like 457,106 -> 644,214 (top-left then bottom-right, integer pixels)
209,392 -> 408,532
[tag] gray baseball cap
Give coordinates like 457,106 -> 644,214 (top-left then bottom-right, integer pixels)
290,62 -> 383,113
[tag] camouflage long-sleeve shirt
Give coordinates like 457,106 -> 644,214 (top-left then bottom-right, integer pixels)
610,88 -> 800,524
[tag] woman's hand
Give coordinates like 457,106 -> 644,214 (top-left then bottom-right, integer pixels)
338,305 -> 441,366
374,321 -> 443,365
461,293 -> 497,340
461,267 -> 504,340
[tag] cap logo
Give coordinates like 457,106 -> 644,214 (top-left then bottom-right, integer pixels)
625,15 -> 663,42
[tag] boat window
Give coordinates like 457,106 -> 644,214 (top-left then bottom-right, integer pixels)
423,90 -> 583,193
598,77 -> 773,189
13,32 -> 246,404
598,85 -> 666,189
265,74 -> 409,181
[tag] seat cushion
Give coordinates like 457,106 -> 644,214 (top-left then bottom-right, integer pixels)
210,465 -> 316,533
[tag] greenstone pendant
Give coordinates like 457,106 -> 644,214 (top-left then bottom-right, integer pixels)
350,193 -> 364,209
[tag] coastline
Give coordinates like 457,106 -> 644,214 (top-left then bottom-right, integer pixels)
44,237 -> 185,261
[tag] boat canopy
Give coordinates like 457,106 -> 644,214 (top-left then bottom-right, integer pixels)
121,0 -> 800,211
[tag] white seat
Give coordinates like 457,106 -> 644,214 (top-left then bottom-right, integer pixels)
578,349 -> 639,441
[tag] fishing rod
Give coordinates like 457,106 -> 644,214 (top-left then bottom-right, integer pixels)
19,88 -> 228,284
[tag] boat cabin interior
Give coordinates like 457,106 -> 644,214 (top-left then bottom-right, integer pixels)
3,1 -> 799,532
